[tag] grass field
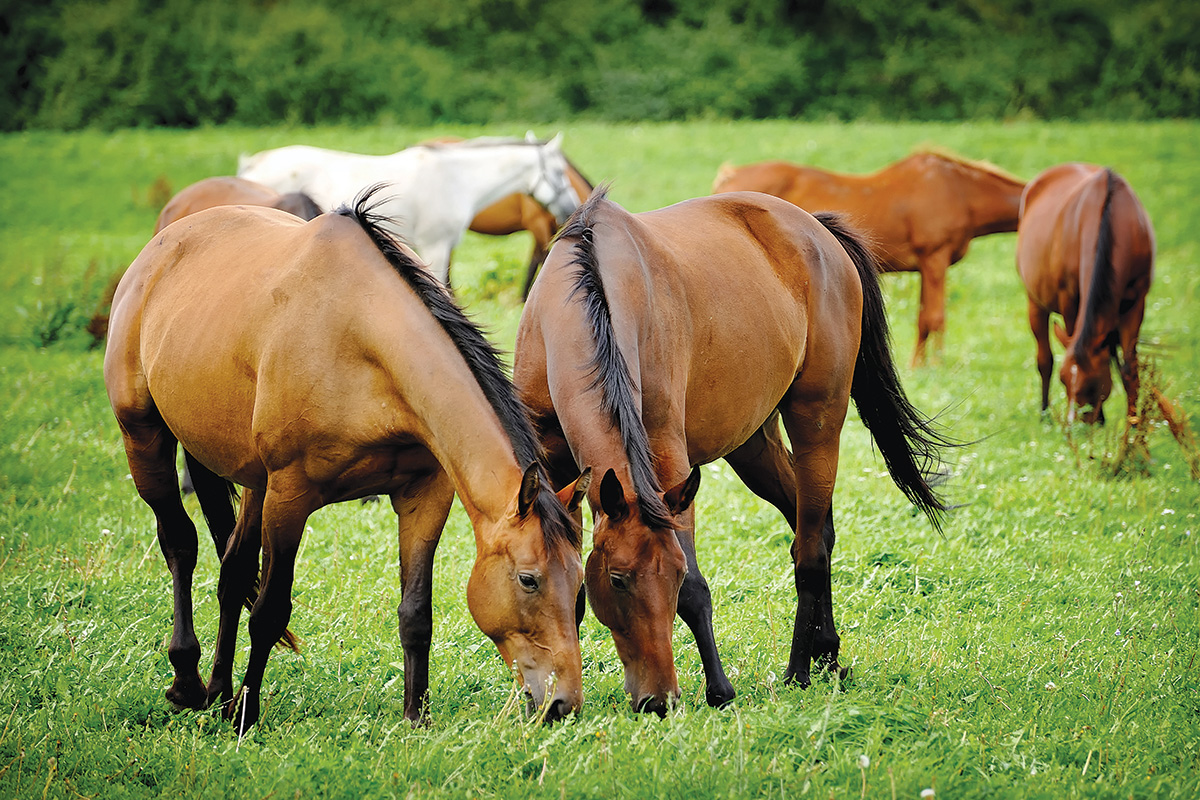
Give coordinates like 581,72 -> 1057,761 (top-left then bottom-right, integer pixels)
1,121 -> 1198,799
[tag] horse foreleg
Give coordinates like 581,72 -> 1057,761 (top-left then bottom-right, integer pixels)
1118,297 -> 1147,422
521,214 -> 555,299
393,469 -> 454,724
119,416 -> 208,709
229,475 -> 314,734
207,487 -> 264,711
672,507 -> 735,709
1027,299 -> 1054,413
912,249 -> 952,367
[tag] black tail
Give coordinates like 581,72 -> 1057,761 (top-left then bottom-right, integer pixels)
183,452 -> 300,652
814,212 -> 954,531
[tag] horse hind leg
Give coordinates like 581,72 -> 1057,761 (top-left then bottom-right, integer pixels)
207,486 -> 264,712
117,413 -> 208,709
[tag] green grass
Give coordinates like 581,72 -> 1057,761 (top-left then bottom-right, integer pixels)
1,121 -> 1198,799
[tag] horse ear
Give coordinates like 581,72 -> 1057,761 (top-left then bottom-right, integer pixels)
1053,322 -> 1070,348
525,130 -> 538,143
663,466 -> 701,515
547,131 -> 564,149
518,463 -> 540,517
556,467 -> 592,513
598,469 -> 629,520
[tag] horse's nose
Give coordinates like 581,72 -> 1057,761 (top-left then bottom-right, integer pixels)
633,693 -> 669,718
542,696 -> 576,724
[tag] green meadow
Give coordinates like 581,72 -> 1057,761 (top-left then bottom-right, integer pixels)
1,121 -> 1197,799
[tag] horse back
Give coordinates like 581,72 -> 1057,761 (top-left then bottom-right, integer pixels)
154,176 -> 281,233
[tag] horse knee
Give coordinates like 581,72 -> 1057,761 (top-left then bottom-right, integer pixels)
397,599 -> 432,651
676,571 -> 713,624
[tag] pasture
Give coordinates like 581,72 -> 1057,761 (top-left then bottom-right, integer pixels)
1,120 -> 1198,799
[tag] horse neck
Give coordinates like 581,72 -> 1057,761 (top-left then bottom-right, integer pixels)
960,166 -> 1024,237
415,368 -> 526,531
442,145 -> 542,216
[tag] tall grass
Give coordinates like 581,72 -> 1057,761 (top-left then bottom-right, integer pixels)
1,121 -> 1197,798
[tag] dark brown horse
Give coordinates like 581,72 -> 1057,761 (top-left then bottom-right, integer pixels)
1016,163 -> 1155,424
514,188 -> 951,713
88,176 -> 322,344
713,151 -> 1026,365
104,190 -> 590,732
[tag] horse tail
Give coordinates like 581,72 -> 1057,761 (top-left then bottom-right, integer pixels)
814,211 -> 953,531
712,162 -> 737,193
182,452 -> 300,653
1074,168 -> 1117,358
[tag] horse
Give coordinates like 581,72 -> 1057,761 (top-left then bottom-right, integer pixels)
419,136 -> 596,298
237,135 -> 582,286
104,188 -> 591,733
1016,164 -> 1155,424
513,187 -> 952,713
87,176 -> 323,345
712,151 -> 1026,365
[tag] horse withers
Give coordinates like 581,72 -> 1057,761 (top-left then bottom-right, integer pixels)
713,151 -> 1026,365
514,188 -> 952,714
237,135 -> 582,286
1016,164 -> 1155,424
104,189 -> 590,732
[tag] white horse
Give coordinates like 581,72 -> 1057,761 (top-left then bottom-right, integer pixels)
236,134 -> 582,285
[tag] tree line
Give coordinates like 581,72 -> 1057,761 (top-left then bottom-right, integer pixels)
3,0 -> 1197,131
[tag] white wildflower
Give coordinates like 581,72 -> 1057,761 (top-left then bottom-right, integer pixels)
858,754 -> 870,769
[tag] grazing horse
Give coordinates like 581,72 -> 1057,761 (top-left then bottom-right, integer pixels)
104,189 -> 590,732
514,188 -> 951,713
713,151 -> 1026,365
88,176 -> 323,345
1016,163 -> 1155,424
237,135 -> 582,285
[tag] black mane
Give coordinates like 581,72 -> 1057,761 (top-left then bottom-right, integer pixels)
561,186 -> 674,530
1074,168 -> 1117,359
336,185 -> 580,549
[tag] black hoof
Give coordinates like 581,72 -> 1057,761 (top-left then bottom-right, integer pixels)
165,673 -> 208,710
706,681 -> 737,709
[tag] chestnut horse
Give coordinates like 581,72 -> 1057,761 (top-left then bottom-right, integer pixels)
104,189 -> 590,732
713,151 -> 1026,365
1016,164 -> 1154,424
514,188 -> 951,713
88,176 -> 322,345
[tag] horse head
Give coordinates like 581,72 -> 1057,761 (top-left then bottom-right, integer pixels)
1056,324 -> 1113,424
466,464 -> 591,722
584,467 -> 700,715
530,133 -> 581,226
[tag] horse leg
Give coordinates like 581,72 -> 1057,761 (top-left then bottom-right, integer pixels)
1028,299 -> 1054,413
521,215 -> 555,299
117,415 -> 208,709
913,248 -> 951,367
392,469 -> 455,724
207,487 -> 264,711
182,451 -> 236,558
778,393 -> 846,689
724,415 -> 847,681
1117,296 -> 1147,421
228,473 -> 314,733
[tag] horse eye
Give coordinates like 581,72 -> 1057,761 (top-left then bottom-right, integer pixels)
609,572 -> 630,593
517,573 -> 539,592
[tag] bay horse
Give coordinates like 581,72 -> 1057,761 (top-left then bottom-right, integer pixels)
104,188 -> 590,732
237,135 -> 582,286
514,187 -> 951,713
712,151 -> 1026,365
88,176 -> 322,345
1016,163 -> 1154,424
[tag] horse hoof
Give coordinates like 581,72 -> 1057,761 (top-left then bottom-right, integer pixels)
706,682 -> 737,709
165,674 -> 208,710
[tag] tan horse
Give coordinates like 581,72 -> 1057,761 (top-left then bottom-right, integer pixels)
423,137 -> 594,297
514,188 -> 951,713
88,176 -> 322,344
713,151 -> 1026,365
104,190 -> 590,732
1016,164 -> 1155,424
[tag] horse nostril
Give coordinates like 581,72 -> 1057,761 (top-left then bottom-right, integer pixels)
634,694 -> 668,718
543,697 -> 574,724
